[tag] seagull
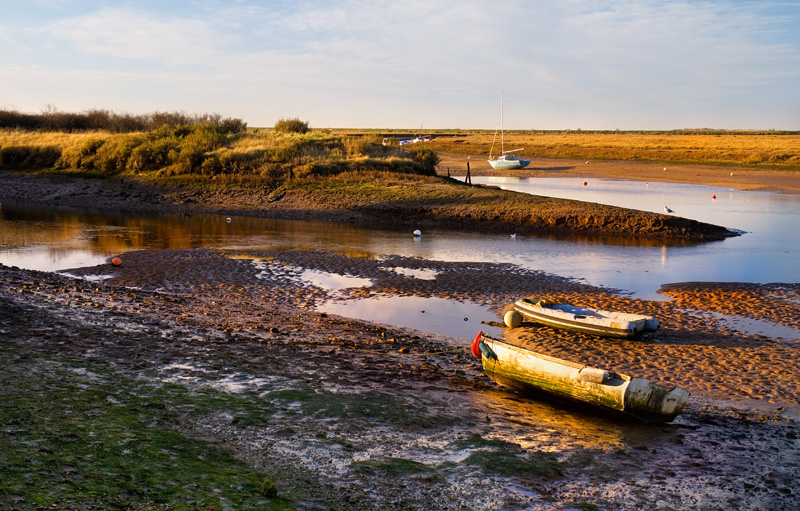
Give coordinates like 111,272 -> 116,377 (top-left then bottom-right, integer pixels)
664,206 -> 674,214
413,229 -> 422,237
511,233 -> 516,239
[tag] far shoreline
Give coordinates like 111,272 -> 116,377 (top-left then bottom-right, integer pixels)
436,152 -> 800,194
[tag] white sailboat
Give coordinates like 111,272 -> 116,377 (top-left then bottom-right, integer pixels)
488,92 -> 530,170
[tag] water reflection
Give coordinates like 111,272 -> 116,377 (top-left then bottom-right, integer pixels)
2,179 -> 799,301
319,295 -> 505,339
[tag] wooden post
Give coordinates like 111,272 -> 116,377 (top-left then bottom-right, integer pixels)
465,158 -> 471,184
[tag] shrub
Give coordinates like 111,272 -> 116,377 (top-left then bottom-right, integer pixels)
406,145 -> 440,174
0,145 -> 61,169
274,117 -> 309,134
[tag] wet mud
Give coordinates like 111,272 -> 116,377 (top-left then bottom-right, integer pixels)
3,248 -> 799,510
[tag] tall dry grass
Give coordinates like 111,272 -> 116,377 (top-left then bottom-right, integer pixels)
431,132 -> 800,167
0,126 -> 439,184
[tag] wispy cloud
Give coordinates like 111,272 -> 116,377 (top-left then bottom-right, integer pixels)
43,8 -> 232,66
2,1 -> 798,128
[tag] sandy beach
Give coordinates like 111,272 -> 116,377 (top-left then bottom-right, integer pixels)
2,159 -> 800,509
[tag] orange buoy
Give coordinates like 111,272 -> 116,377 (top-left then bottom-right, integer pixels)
111,257 -> 122,267
582,181 -> 587,186
712,194 -> 716,200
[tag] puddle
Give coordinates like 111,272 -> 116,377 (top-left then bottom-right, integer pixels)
318,295 -> 504,339
298,268 -> 372,291
700,311 -> 800,342
57,272 -> 114,282
383,266 -> 439,280
250,258 -> 373,292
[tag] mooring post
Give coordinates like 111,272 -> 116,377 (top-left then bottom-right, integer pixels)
465,158 -> 471,184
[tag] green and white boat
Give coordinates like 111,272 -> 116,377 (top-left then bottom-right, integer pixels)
508,298 -> 659,339
472,332 -> 688,423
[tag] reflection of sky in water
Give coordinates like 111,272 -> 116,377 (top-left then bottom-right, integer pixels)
319,295 -> 504,339
692,311 -> 800,343
298,269 -> 372,291
2,178 -> 799,301
383,266 -> 438,280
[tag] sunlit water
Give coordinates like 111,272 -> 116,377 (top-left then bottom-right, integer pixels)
1,177 -> 799,338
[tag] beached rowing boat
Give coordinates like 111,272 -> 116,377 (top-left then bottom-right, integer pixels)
472,331 -> 688,423
508,298 -> 659,339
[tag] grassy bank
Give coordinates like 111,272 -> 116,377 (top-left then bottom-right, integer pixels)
0,114 -> 439,182
0,115 -> 745,240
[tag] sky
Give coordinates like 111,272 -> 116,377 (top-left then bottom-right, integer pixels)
1,0 -> 799,130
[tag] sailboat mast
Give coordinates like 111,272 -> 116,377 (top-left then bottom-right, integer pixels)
500,91 -> 504,154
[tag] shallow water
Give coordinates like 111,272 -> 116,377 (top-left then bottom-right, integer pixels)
2,178 -> 799,337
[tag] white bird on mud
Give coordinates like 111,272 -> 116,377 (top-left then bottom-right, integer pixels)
413,229 -> 422,237
511,233 -> 516,239
664,206 -> 674,214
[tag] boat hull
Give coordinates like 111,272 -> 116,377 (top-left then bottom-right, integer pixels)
513,298 -> 659,339
488,158 -> 531,169
477,333 -> 688,423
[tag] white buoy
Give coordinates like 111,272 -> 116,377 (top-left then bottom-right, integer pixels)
413,229 -> 422,237
504,310 -> 522,328
226,217 -> 232,223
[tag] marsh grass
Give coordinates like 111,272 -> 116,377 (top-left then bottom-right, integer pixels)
1,122 -> 439,181
430,131 -> 800,168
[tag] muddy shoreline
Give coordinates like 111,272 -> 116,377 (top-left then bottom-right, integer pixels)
2,161 -> 800,509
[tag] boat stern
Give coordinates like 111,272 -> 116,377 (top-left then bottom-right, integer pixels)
623,378 -> 689,423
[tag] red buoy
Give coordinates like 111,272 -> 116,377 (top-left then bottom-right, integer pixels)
111,257 -> 122,266
471,331 -> 483,358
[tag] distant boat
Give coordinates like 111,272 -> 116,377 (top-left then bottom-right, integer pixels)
488,92 -> 530,170
509,298 -> 659,340
472,331 -> 688,423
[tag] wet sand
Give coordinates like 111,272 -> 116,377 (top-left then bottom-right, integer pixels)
437,152 -> 800,194
2,159 -> 800,509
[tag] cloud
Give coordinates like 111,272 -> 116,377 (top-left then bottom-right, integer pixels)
4,1 -> 798,128
44,7 -> 232,66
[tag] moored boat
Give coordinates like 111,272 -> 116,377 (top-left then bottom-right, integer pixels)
472,331 -> 688,423
488,150 -> 531,170
487,91 -> 530,170
509,298 -> 659,339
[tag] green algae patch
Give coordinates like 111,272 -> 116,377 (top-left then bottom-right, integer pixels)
353,457 -> 435,477
463,450 -> 564,479
0,350 -> 284,510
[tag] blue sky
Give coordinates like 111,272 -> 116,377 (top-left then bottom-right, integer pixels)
1,0 -> 798,129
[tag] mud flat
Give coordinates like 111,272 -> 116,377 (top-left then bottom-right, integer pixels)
2,246 -> 799,510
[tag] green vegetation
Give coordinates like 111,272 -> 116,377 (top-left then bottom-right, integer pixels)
453,433 -> 564,479
0,106 -> 238,133
0,110 -> 439,182
273,117 -> 309,134
353,457 -> 435,477
0,351 -> 286,509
